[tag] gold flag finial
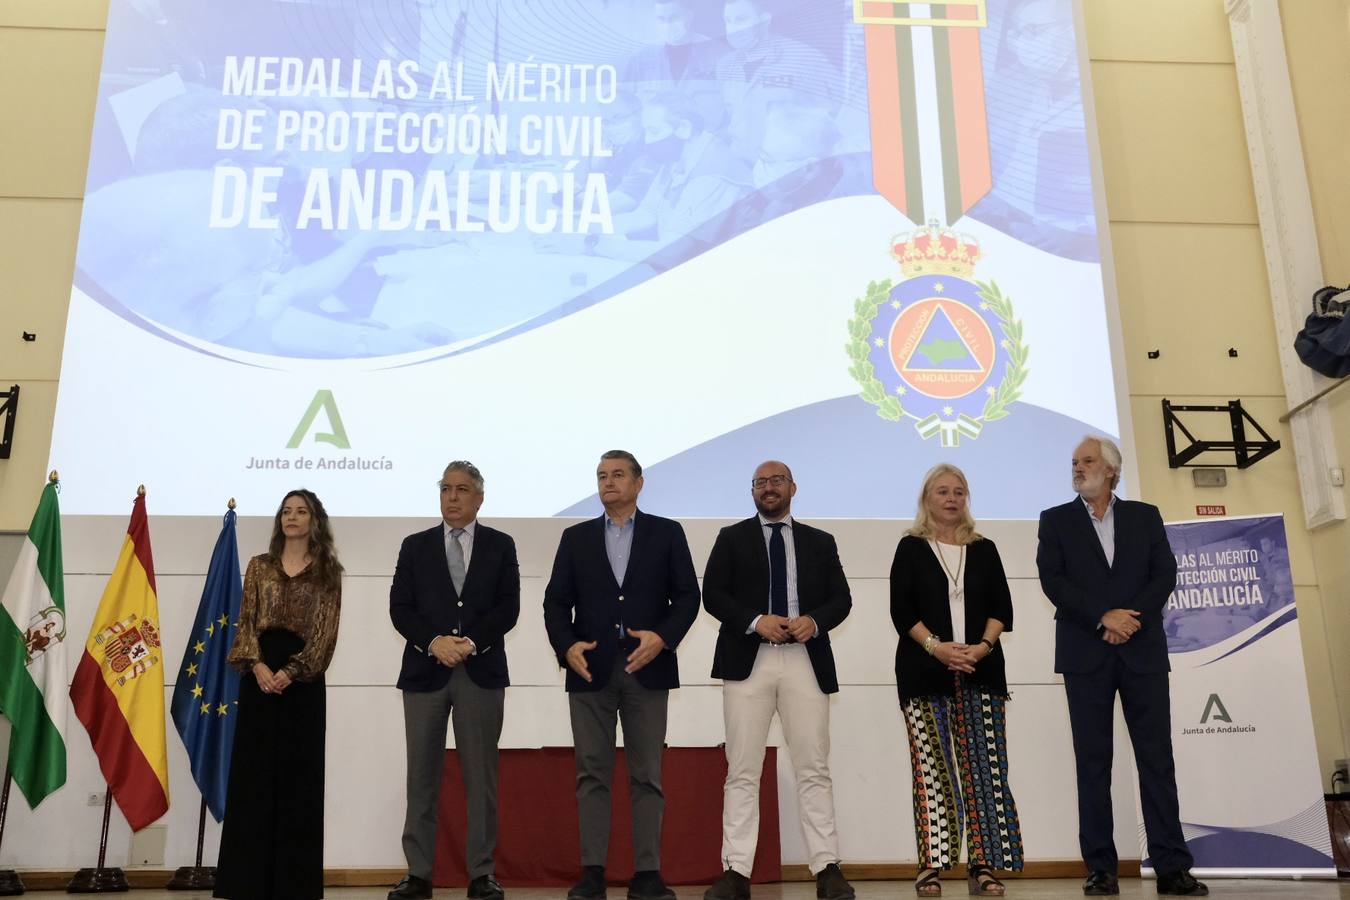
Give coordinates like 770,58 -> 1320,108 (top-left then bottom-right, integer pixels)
228,498 -> 237,510
49,469 -> 59,483
137,484 -> 146,497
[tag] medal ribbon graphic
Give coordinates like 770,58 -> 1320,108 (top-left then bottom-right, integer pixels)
855,0 -> 992,226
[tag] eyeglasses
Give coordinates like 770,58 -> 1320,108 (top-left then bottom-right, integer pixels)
751,475 -> 792,489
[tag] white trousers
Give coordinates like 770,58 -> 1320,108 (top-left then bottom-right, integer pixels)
721,642 -> 839,876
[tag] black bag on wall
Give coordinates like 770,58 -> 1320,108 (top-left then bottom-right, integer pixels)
1294,285 -> 1350,379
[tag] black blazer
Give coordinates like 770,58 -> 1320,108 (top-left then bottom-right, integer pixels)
542,510 -> 701,693
889,535 -> 1013,701
1036,497 -> 1177,675
702,517 -> 852,694
389,522 -> 521,691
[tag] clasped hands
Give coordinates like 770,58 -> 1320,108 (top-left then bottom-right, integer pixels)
566,628 -> 666,683
252,662 -> 293,694
429,635 -> 475,667
930,640 -> 990,674
1100,608 -> 1142,645
754,614 -> 817,645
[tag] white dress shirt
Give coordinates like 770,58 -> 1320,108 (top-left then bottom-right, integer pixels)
1082,494 -> 1117,567
433,519 -> 477,655
747,514 -> 816,638
443,518 -> 476,568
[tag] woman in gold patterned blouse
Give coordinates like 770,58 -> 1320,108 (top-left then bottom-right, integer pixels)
215,489 -> 343,900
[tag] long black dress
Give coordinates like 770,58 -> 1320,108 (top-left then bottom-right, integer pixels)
215,557 -> 341,900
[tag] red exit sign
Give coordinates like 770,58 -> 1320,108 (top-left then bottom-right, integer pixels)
1196,505 -> 1227,516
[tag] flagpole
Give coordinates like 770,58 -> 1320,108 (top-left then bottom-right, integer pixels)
167,496 -> 237,891
165,799 -> 214,890
66,790 -> 128,892
0,766 -> 25,896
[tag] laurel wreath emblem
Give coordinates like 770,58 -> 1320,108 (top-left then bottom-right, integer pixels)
845,278 -> 1029,425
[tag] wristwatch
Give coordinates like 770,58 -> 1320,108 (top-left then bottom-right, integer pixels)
979,638 -> 996,652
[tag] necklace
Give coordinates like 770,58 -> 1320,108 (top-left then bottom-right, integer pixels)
933,540 -> 965,601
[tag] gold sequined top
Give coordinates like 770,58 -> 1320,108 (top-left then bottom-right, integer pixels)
227,554 -> 342,681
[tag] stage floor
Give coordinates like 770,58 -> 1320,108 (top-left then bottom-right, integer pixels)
92,880 -> 1350,900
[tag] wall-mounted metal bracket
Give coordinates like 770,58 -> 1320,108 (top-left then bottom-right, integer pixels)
0,384 -> 18,460
1162,398 -> 1280,469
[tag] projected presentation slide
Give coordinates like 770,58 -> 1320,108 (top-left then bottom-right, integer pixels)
51,0 -> 1121,518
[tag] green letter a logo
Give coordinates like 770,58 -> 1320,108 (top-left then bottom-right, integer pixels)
287,390 -> 350,449
1200,694 -> 1231,724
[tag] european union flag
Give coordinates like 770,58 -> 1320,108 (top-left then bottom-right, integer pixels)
169,507 -> 243,822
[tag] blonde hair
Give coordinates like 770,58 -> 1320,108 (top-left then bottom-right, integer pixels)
906,463 -> 982,545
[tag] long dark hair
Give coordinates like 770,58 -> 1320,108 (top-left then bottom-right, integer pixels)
268,489 -> 344,592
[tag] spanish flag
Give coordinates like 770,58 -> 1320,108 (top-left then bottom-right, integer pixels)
70,490 -> 169,830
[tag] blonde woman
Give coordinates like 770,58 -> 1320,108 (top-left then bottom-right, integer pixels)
889,465 -> 1022,896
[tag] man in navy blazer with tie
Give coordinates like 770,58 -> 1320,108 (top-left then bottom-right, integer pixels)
389,461 -> 521,900
543,450 -> 701,900
701,460 -> 854,900
1037,437 -> 1205,897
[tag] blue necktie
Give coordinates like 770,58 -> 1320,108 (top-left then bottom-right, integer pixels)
768,522 -> 788,618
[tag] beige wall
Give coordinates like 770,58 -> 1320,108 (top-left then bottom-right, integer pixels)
1082,0 -> 1350,784
0,0 -> 1346,780
0,1 -> 103,528
1284,0 -> 1350,780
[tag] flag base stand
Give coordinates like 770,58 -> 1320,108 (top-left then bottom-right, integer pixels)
68,793 -> 128,893
0,869 -> 24,895
166,800 -> 217,890
0,771 -> 24,894
65,869 -> 128,893
166,867 -> 215,890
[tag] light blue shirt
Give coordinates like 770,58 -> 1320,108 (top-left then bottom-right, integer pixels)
1083,494 -> 1117,567
604,512 -> 635,587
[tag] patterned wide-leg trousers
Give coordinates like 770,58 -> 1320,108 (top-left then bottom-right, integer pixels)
901,678 -> 1024,871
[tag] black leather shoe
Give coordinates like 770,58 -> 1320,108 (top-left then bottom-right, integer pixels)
569,867 -> 607,900
1082,872 -> 1119,896
703,869 -> 750,900
389,875 -> 434,900
815,863 -> 855,900
627,871 -> 676,900
467,875 -> 505,900
1156,870 -> 1208,896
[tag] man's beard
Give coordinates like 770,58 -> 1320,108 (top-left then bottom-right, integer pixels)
755,493 -> 787,517
1073,471 -> 1108,496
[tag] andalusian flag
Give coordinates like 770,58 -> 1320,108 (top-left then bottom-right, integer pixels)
69,490 -> 170,830
0,478 -> 67,806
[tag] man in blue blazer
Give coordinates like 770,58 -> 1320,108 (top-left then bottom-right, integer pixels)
389,462 -> 521,900
543,450 -> 701,900
1037,437 -> 1206,897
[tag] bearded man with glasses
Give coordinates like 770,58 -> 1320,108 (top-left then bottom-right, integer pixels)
701,460 -> 855,900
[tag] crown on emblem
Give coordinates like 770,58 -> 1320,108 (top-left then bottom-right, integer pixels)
891,221 -> 981,278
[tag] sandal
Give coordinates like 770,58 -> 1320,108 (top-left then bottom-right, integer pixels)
915,868 -> 942,896
967,865 -> 1004,897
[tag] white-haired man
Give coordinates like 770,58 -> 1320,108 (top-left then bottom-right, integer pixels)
1036,437 -> 1206,897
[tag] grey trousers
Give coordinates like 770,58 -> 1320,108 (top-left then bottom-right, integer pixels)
568,659 -> 669,872
401,666 -> 505,881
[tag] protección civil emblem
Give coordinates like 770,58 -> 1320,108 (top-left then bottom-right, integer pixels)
846,224 -> 1028,446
